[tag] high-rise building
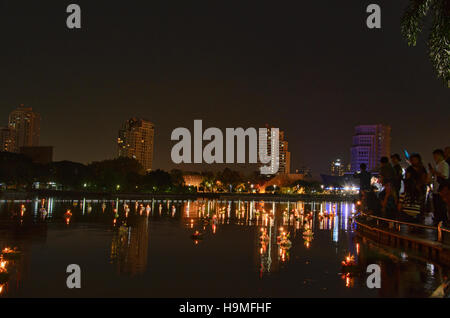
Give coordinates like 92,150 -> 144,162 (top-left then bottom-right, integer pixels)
117,118 -> 155,172
0,127 -> 15,152
350,124 -> 391,172
8,105 -> 40,153
259,126 -> 291,175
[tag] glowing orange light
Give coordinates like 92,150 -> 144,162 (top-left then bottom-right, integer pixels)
341,253 -> 355,266
2,248 -> 12,254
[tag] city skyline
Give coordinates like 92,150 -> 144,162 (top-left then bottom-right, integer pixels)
0,103 -> 446,175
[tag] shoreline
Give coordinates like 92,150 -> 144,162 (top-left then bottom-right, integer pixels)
0,190 -> 358,202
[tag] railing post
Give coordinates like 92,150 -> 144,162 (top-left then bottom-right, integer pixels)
438,221 -> 443,242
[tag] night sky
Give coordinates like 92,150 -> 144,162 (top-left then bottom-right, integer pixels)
0,0 -> 448,176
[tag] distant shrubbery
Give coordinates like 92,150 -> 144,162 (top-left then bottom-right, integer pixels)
0,152 -> 192,193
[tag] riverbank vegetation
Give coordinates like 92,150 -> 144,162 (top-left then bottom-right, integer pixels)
0,152 -> 324,195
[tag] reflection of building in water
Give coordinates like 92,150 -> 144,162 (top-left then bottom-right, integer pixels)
356,240 -> 444,297
110,216 -> 149,276
183,200 -> 211,219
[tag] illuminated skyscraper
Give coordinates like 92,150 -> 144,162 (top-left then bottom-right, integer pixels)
117,118 -> 155,172
259,126 -> 291,175
8,105 -> 40,153
330,158 -> 345,176
0,127 -> 15,152
350,124 -> 391,172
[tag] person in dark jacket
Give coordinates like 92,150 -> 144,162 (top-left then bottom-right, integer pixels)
391,154 -> 403,197
354,163 -> 371,194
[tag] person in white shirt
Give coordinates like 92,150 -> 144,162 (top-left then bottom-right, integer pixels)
430,149 -> 450,225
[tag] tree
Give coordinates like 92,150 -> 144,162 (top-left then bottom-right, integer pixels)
48,161 -> 90,190
142,169 -> 173,192
88,157 -> 143,191
217,168 -> 243,191
169,169 -> 185,187
0,152 -> 34,188
401,0 -> 450,86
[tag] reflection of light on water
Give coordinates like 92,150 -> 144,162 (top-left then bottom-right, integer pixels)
342,273 -> 354,288
332,205 -> 339,243
343,203 -> 348,230
401,252 -> 408,260
33,198 -> 39,217
0,260 -> 7,271
426,263 -> 435,275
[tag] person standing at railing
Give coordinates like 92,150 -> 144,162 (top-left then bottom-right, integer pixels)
439,181 -> 450,218
444,147 -> 450,167
379,157 -> 398,217
404,154 -> 428,221
354,163 -> 372,195
391,154 -> 403,198
429,149 -> 450,226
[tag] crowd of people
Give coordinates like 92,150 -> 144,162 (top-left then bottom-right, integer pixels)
356,147 -> 450,227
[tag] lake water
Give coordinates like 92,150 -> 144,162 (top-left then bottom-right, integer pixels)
0,197 -> 447,298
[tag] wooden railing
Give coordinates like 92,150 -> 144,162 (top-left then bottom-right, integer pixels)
358,212 -> 450,243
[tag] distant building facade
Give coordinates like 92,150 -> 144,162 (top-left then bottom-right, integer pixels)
118,118 -> 155,172
183,174 -> 203,188
8,105 -> 41,153
330,158 -> 350,176
295,166 -> 312,178
20,146 -> 53,164
0,127 -> 15,152
350,124 -> 391,172
261,173 -> 306,190
259,126 -> 291,175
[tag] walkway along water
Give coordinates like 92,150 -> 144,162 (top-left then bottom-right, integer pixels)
355,212 -> 450,267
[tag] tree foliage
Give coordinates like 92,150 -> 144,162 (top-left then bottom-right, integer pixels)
401,0 -> 450,86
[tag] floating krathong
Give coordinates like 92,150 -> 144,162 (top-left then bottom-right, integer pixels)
191,230 -> 203,240
341,253 -> 358,273
1,247 -> 21,260
277,228 -> 292,249
64,210 -> 72,225
0,257 -> 10,284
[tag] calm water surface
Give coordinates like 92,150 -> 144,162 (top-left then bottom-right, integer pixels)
0,197 -> 447,298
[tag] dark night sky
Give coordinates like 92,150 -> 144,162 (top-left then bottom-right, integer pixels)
0,0 -> 448,176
